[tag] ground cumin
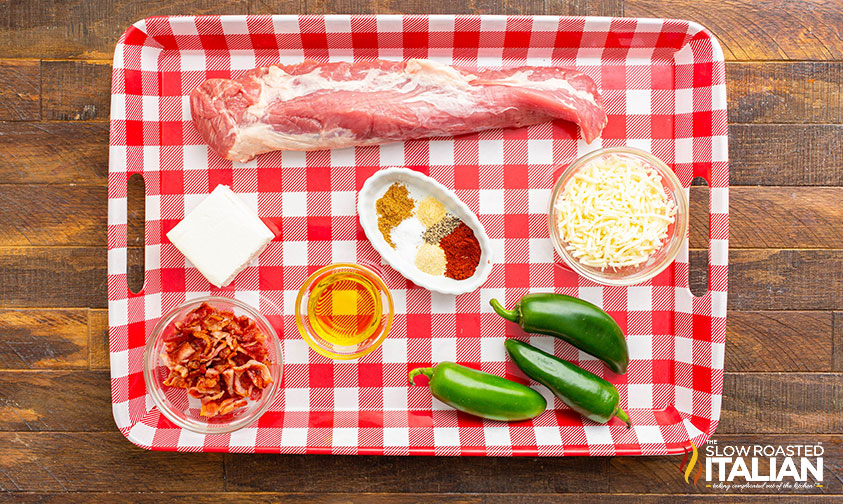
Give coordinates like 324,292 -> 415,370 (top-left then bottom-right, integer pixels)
376,183 -> 415,247
440,222 -> 481,280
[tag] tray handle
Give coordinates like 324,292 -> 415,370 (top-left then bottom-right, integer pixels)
692,151 -> 729,299
127,173 -> 146,295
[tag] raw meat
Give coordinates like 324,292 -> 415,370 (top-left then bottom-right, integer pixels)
190,59 -> 608,163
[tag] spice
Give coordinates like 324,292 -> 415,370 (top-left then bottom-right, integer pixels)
376,183 -> 415,247
416,196 -> 447,227
423,214 -> 460,244
415,243 -> 447,276
392,217 -> 425,260
373,183 -> 481,281
440,223 -> 481,280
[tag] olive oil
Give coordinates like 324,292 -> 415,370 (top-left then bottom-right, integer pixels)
307,270 -> 382,346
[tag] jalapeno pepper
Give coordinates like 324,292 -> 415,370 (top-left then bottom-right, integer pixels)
490,293 -> 629,375
408,362 -> 547,421
505,339 -> 630,428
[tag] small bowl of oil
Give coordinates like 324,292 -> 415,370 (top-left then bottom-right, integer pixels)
295,263 -> 394,360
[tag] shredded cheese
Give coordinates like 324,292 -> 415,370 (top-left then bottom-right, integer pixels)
555,153 -> 676,270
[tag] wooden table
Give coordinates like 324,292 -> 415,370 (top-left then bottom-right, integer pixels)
0,1 -> 840,501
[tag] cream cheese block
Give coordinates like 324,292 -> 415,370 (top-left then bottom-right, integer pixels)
166,184 -> 274,288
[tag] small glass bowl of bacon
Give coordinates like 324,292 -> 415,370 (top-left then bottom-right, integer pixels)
144,297 -> 282,434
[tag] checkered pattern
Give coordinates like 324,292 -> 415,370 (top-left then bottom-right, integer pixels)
107,15 -> 728,455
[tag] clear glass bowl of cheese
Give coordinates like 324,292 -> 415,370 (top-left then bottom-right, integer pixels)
548,147 -> 689,286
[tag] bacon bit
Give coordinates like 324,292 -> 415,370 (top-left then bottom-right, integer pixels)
173,342 -> 196,364
217,398 -> 248,416
161,303 -> 274,417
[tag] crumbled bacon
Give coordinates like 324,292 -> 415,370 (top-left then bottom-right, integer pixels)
161,302 -> 274,417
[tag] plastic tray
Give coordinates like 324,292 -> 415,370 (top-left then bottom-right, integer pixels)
107,14 -> 728,455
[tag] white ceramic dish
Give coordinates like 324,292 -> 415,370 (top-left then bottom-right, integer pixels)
358,167 -> 493,295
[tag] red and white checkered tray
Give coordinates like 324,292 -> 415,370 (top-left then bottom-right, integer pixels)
107,15 -> 728,455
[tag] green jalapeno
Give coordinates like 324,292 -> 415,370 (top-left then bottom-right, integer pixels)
408,362 -> 547,422
490,293 -> 629,375
505,339 -> 630,427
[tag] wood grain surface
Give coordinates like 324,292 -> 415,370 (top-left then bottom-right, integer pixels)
0,61 -> 39,121
0,0 -> 839,501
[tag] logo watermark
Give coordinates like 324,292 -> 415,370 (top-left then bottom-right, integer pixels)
679,440 -> 703,487
679,440 -> 824,491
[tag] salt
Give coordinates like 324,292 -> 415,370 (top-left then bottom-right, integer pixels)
391,217 -> 426,259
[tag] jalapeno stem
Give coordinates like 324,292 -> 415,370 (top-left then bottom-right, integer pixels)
616,407 -> 631,429
408,367 -> 435,385
490,299 -> 520,323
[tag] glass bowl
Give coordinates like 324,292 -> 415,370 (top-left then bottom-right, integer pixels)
144,296 -> 282,434
295,263 -> 394,360
548,146 -> 689,286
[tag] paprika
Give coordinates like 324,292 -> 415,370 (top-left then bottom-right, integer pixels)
440,222 -> 481,280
